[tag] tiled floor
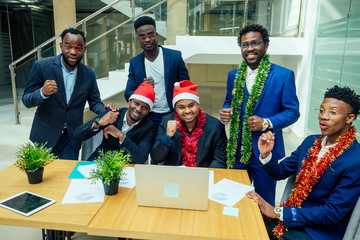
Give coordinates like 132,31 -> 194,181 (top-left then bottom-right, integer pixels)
0,86 -> 302,239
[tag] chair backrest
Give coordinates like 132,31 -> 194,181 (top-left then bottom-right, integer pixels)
343,196 -> 360,240
280,174 -> 296,204
80,131 -> 103,160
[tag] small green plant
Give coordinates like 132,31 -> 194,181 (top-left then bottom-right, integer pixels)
90,149 -> 131,186
15,142 -> 56,172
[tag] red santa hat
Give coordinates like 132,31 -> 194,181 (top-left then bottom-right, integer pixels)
172,80 -> 200,108
129,82 -> 155,110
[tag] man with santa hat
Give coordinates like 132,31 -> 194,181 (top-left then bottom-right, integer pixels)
151,80 -> 227,168
74,82 -> 156,163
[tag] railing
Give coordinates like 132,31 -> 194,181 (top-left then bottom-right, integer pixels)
9,0 -> 304,124
9,0 -> 167,124
9,0 -> 124,124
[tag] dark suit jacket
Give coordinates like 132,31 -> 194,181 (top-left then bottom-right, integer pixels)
124,46 -> 189,111
22,55 -> 104,151
73,108 -> 156,164
223,63 -> 300,161
151,113 -> 227,168
263,135 -> 360,240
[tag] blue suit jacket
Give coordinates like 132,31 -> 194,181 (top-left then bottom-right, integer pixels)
22,55 -> 104,151
263,135 -> 360,240
151,113 -> 227,168
73,108 -> 156,163
124,46 -> 189,111
223,63 -> 300,160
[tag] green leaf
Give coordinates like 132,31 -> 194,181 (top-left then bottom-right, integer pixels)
15,142 -> 57,172
89,149 -> 132,186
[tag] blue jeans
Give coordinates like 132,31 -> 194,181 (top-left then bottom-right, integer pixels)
148,111 -> 171,126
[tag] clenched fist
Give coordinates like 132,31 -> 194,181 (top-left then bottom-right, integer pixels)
42,80 -> 57,96
220,108 -> 233,123
166,120 -> 178,138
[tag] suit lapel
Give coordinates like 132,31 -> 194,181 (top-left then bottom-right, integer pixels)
162,47 -> 170,94
139,52 -> 147,79
174,126 -> 183,165
127,116 -> 147,139
54,55 -> 67,106
196,122 -> 206,166
116,109 -> 127,130
254,63 -> 273,112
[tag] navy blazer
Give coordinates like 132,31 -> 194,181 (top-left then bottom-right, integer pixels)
223,63 -> 300,161
22,55 -> 104,151
151,113 -> 227,168
73,108 -> 156,164
124,46 -> 189,111
263,135 -> 360,240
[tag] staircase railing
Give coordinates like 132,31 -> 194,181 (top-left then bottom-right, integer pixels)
9,0 -> 304,124
9,0 -> 167,124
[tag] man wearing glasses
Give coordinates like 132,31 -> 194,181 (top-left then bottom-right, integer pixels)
247,85 -> 360,240
220,24 -> 300,206
125,16 -> 189,125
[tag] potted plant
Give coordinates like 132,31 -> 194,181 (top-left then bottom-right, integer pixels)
15,142 -> 56,184
90,149 -> 131,196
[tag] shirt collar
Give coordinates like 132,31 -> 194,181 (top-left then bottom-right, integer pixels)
123,111 -> 142,127
321,136 -> 336,148
247,66 -> 258,77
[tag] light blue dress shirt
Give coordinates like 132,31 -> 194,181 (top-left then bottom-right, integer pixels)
40,56 -> 78,103
61,58 -> 78,104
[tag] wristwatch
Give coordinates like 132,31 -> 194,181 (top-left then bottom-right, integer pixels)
94,117 -> 102,128
262,118 -> 269,131
274,206 -> 283,219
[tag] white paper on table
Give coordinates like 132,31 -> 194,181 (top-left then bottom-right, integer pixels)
208,178 -> 254,207
61,179 -> 104,204
77,164 -> 97,178
119,167 -> 136,188
208,170 -> 215,197
223,206 -> 239,217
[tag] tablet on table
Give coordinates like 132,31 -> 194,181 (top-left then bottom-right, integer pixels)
0,191 -> 56,216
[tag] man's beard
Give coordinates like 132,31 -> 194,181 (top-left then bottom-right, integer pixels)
63,54 -> 83,68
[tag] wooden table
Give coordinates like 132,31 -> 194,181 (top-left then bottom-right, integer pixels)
87,167 -> 269,240
0,160 -> 103,233
0,161 -> 268,239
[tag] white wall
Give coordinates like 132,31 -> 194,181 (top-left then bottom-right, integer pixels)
172,35 -> 310,138
289,0 -> 320,138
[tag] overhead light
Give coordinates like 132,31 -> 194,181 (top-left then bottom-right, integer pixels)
219,27 -> 240,31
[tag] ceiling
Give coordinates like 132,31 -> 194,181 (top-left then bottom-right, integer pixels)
0,0 -> 107,13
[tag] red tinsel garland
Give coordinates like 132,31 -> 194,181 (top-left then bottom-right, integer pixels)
174,108 -> 206,167
273,126 -> 357,239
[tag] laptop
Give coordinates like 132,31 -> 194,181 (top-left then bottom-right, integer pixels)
135,164 -> 209,211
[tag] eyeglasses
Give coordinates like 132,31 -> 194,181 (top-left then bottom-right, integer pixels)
137,32 -> 156,40
240,40 -> 262,50
315,108 -> 352,118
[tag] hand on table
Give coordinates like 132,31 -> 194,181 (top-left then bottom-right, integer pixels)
246,191 -> 277,219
